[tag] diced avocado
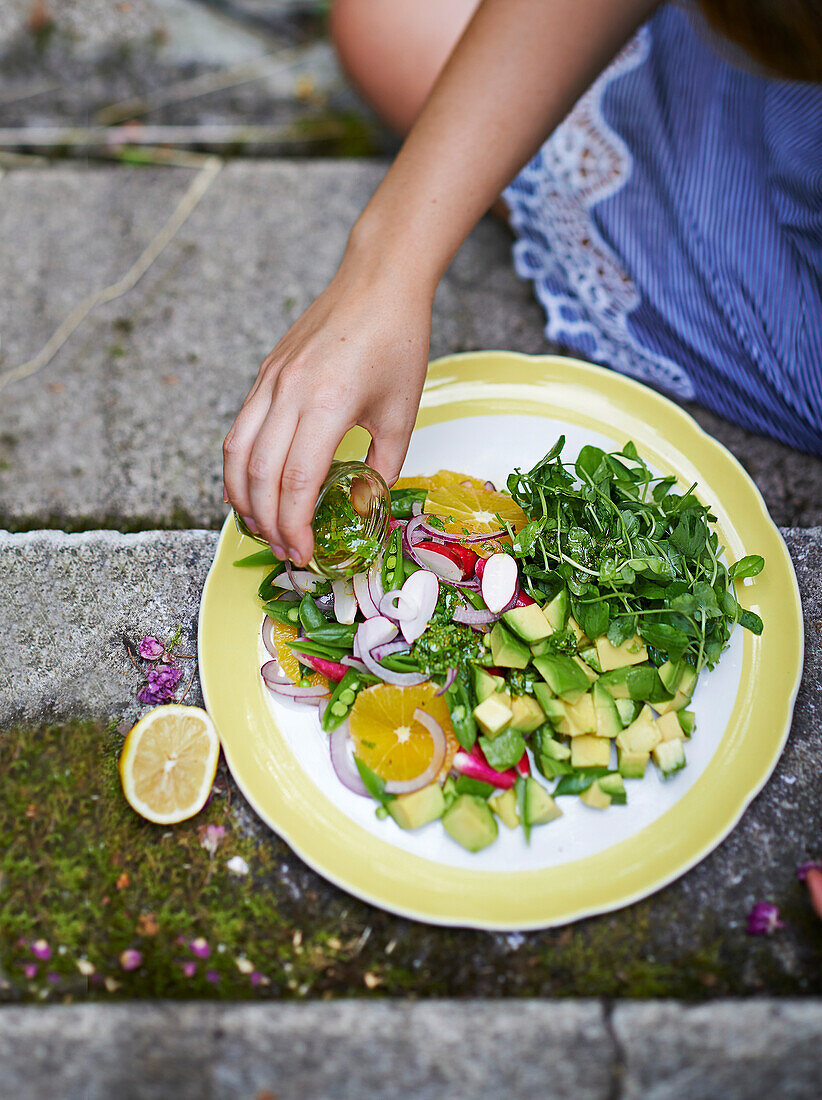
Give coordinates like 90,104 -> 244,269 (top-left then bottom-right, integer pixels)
571,734 -> 611,769
523,776 -> 562,826
472,694 -> 513,738
564,693 -> 597,736
653,688 -> 690,715
503,603 -> 552,643
442,775 -> 458,807
532,681 -> 556,709
658,659 -> 684,694
387,783 -> 446,830
616,704 -> 662,754
598,664 -> 657,700
538,755 -> 574,778
510,694 -> 546,733
442,793 -> 498,851
615,697 -> 640,725
618,748 -> 649,779
652,738 -> 686,778
677,709 -> 696,737
573,655 -> 599,684
539,734 -> 572,760
680,665 -> 697,697
530,639 -> 551,657
543,588 -> 569,630
593,681 -> 622,738
580,782 -> 611,809
540,696 -> 571,735
594,634 -> 649,671
657,710 -> 685,742
489,787 -> 520,829
567,616 -> 588,644
578,645 -> 603,673
489,622 -> 531,670
474,666 -> 505,703
533,654 -> 590,703
597,772 -> 626,804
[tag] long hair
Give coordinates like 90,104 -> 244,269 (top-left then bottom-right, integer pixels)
698,0 -> 822,81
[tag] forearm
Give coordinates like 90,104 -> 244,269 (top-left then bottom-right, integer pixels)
349,0 -> 660,289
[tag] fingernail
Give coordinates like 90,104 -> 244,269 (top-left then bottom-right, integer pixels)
270,544 -> 286,560
243,517 -> 259,534
288,547 -> 303,566
222,491 -> 229,504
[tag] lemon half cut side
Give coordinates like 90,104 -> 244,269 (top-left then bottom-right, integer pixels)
119,704 -> 220,824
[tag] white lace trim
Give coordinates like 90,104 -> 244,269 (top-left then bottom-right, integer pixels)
504,28 -> 695,399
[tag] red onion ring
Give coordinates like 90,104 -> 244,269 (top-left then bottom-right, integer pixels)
353,570 -> 380,619
379,589 -> 419,622
372,639 -> 410,662
261,660 -> 328,700
435,667 -> 458,696
341,655 -> 370,674
416,521 -> 505,545
484,480 -> 496,492
357,617 -> 428,687
383,708 -> 447,794
411,501 -> 423,516
276,566 -> 325,594
329,723 -> 370,797
452,605 -> 500,625
261,617 -> 279,660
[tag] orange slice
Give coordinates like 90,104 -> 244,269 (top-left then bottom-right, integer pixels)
423,470 -> 528,538
119,705 -> 219,824
267,619 -> 327,687
348,682 -> 458,784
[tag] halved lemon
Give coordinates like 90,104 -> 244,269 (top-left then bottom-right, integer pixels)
348,683 -> 458,784
119,705 -> 220,824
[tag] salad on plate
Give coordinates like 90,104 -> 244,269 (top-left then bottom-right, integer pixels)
234,437 -> 765,853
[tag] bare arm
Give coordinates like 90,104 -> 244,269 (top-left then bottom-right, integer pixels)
223,0 -> 659,564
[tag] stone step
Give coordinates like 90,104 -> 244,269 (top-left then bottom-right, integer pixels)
0,160 -> 820,532
0,1000 -> 820,1099
1,528 -> 820,996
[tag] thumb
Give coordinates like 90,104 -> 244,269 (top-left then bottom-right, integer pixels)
365,423 -> 412,489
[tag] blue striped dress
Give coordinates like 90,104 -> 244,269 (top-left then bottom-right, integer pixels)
503,2 -> 822,454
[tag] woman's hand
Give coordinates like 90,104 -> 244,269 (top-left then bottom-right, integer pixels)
222,252 -> 433,566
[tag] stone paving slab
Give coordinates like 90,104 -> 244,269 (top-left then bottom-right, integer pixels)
1,528 -> 820,995
1,162 -> 819,532
0,1000 -> 820,1099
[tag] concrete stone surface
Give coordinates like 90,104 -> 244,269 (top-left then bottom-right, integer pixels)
0,1000 -> 820,1099
1,162 -> 819,533
1,528 -> 820,995
614,1000 -> 822,1099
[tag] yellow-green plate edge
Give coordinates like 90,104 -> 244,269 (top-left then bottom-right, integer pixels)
198,352 -> 803,930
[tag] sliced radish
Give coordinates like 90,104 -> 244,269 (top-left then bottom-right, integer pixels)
332,578 -> 357,625
480,553 -> 519,614
512,589 -> 535,607
367,552 -> 386,610
398,569 -> 439,644
452,750 -> 516,789
412,542 -> 465,582
353,570 -> 379,619
356,617 -> 428,687
383,709 -> 447,794
448,544 -> 479,578
379,589 -> 419,622
296,652 -> 348,682
272,569 -> 326,594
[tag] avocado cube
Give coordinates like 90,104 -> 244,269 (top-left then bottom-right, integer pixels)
677,709 -> 696,737
567,616 -> 588,644
578,645 -> 603,673
654,688 -> 691,715
657,710 -> 685,742
680,665 -> 698,697
564,693 -> 597,736
474,666 -> 505,703
538,755 -> 574,778
652,738 -> 686,778
598,664 -> 657,700
489,787 -> 520,829
533,654 -> 590,702
658,659 -> 684,694
543,588 -> 568,630
489,622 -> 531,670
523,776 -> 562,826
539,734 -> 572,760
387,783 -> 446,830
616,705 -> 662,754
532,681 -> 556,709
473,694 -> 513,738
597,772 -> 626,804
580,782 -> 611,809
539,696 -> 570,734
510,694 -> 546,733
503,603 -> 552,643
594,633 -> 648,671
614,697 -> 640,726
442,793 -> 498,851
573,655 -> 599,684
571,735 -> 611,769
618,748 -> 649,779
530,639 -> 551,657
593,681 -> 622,738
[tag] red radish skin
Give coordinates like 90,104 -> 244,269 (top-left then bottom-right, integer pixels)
453,751 -> 517,789
474,558 -> 486,581
513,590 -> 535,607
413,542 -> 465,581
448,544 -> 479,578
515,751 -> 531,777
296,653 -> 348,682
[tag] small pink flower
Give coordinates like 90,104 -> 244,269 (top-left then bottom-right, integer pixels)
47,972 -> 60,985
198,824 -> 226,857
747,901 -> 785,936
189,937 -> 210,959
139,636 -> 164,660
23,963 -> 38,980
119,949 -> 143,971
205,969 -> 220,984
181,961 -> 197,978
250,971 -> 263,986
31,939 -> 51,961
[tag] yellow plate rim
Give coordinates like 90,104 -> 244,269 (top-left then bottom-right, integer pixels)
198,351 -> 803,930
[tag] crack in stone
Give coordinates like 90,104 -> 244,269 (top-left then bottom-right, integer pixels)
604,1000 -> 627,1100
